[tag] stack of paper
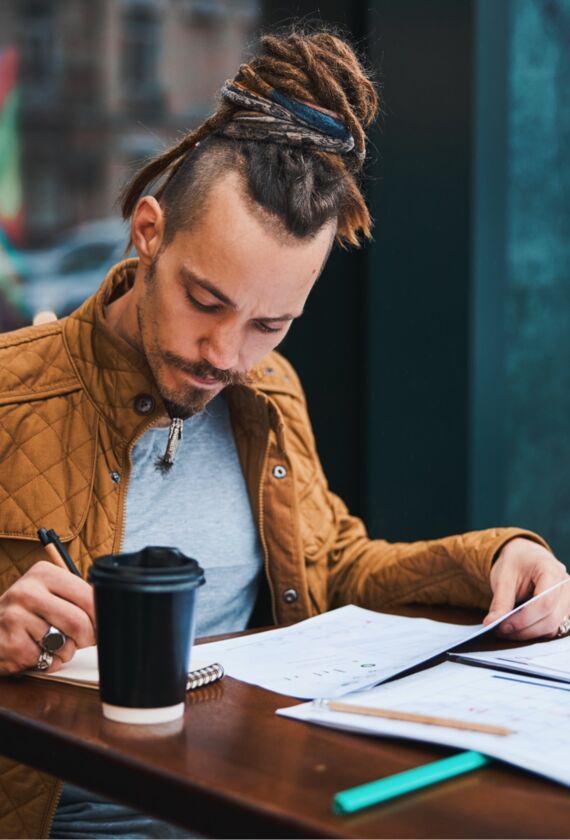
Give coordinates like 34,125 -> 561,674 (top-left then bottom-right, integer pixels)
277,661 -> 570,789
451,635 -> 570,683
196,583 -> 566,699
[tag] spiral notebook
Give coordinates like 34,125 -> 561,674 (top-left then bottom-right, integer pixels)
26,645 -> 224,691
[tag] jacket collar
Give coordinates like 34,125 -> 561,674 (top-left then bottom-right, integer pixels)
63,259 -> 293,450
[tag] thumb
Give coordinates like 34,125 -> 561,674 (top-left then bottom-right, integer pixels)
483,577 -> 517,626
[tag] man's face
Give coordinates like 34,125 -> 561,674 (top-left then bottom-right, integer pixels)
133,173 -> 334,417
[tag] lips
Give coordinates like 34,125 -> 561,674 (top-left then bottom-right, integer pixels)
164,355 -> 226,388
185,370 -> 221,388
193,375 -> 218,385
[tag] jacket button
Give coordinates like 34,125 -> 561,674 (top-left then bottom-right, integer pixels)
273,465 -> 287,479
134,394 -> 155,415
283,588 -> 298,604
110,471 -> 121,484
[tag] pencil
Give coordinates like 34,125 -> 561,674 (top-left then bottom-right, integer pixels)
333,750 -> 490,814
37,528 -> 82,577
326,700 -> 513,736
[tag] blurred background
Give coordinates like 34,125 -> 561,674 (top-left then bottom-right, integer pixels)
0,0 -> 568,565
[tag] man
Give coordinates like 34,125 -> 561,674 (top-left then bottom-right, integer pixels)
0,28 -> 568,840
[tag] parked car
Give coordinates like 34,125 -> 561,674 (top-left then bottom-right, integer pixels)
19,218 -> 131,320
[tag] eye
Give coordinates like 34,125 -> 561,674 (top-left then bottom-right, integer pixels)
254,321 -> 282,335
186,291 -> 222,313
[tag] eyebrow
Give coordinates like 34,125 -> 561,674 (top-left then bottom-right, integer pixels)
180,266 -> 303,322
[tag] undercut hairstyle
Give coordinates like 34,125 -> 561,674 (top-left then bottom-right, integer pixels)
120,27 -> 379,248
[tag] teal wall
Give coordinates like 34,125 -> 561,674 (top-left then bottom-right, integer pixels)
504,0 -> 570,558
261,0 -> 570,560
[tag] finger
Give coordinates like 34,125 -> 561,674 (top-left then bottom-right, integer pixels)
483,575 -> 519,626
20,589 -> 95,648
10,574 -> 95,649
0,627 -> 45,674
44,649 -> 73,674
52,637 -> 77,665
27,561 -> 95,626
505,573 -> 569,634
496,609 -> 565,642
0,604 -> 50,673
505,594 -> 558,635
38,596 -> 95,648
4,604 -> 52,646
25,624 -> 78,665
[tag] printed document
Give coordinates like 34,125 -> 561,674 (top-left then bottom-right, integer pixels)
451,634 -> 570,682
195,590 -> 554,699
278,661 -> 570,788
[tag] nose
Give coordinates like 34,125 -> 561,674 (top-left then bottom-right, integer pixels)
199,320 -> 241,372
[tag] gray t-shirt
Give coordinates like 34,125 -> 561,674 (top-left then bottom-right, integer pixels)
51,393 -> 262,839
122,392 -> 263,638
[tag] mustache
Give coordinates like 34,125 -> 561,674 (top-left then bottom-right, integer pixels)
161,351 -> 250,387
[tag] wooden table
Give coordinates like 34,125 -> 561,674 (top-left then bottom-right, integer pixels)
1,606 -> 569,838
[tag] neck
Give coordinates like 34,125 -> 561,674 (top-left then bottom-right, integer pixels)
103,268 -> 144,355
103,264 -> 172,428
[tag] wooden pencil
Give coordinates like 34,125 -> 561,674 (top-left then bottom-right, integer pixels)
326,701 -> 513,736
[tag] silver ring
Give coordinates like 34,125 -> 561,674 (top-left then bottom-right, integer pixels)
557,616 -> 570,638
39,625 -> 66,653
35,649 -> 54,671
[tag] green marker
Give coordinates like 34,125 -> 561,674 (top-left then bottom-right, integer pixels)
333,750 -> 490,814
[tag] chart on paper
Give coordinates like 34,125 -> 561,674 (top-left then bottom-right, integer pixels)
196,604 -> 490,698
279,661 -> 570,788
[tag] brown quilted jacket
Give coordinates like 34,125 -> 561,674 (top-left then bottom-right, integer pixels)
0,260 -> 545,838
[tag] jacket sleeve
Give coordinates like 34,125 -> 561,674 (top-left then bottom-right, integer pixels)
325,489 -> 548,611
268,353 -> 550,614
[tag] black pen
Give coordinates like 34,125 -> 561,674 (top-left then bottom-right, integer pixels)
37,528 -> 82,577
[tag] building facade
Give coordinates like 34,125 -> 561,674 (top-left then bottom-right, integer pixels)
0,0 -> 258,246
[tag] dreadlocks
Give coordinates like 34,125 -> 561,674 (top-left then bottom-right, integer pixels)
120,28 -> 379,248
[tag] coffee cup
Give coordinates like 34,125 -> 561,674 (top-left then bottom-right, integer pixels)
89,545 -> 205,724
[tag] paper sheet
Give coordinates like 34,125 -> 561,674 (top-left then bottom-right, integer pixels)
196,581 -> 569,699
278,661 -> 570,788
194,605 -> 488,698
452,634 -> 570,682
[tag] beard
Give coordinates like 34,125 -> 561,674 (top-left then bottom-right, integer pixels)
137,260 -> 251,419
157,353 -> 249,418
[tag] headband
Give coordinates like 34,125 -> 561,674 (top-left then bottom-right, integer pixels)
219,65 -> 357,157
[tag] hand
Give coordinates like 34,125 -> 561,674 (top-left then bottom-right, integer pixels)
0,561 -> 95,675
483,538 -> 570,640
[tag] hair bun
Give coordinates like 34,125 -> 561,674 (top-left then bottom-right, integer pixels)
242,28 -> 378,167
121,26 -> 378,248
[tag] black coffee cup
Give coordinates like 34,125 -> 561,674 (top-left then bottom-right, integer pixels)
89,546 -> 205,724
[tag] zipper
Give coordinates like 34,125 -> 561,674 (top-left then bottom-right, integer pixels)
40,779 -> 63,839
155,417 -> 184,473
257,429 -> 277,624
115,417 -> 159,553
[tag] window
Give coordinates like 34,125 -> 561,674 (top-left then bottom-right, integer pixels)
19,1 -> 59,99
121,6 -> 161,97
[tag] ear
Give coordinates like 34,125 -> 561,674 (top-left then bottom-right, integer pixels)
131,197 -> 165,267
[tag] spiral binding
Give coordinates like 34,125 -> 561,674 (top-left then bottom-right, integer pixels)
186,662 -> 225,691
